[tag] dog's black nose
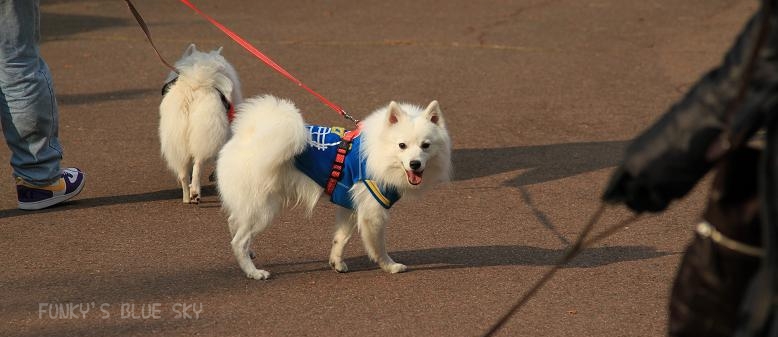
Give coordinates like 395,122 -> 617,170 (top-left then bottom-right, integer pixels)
410,160 -> 421,170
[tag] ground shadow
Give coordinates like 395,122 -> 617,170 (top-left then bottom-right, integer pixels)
57,88 -> 157,106
452,140 -> 629,246
452,140 -> 628,186
0,141 -> 626,217
1,262 -> 239,331
0,186 -> 216,219
1,244 -> 671,313
266,244 -> 673,275
41,11 -> 128,42
391,244 -> 670,270
517,185 -> 570,245
11,319 -> 172,337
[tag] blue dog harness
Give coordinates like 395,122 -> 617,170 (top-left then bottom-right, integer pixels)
294,125 -> 400,210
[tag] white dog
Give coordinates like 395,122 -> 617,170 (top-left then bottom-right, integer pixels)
159,44 -> 242,204
217,95 -> 451,279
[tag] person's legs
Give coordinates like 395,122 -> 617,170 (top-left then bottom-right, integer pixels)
0,0 -> 84,210
0,0 -> 62,184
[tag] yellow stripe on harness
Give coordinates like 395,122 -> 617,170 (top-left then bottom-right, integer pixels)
364,180 -> 391,207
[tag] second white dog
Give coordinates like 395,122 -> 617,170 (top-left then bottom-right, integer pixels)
217,95 -> 452,280
159,44 -> 242,204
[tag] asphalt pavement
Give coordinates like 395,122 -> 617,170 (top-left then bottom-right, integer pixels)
0,1 -> 756,336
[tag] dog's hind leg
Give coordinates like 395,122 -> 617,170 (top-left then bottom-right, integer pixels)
329,208 -> 357,273
231,226 -> 269,280
356,202 -> 407,274
228,215 -> 256,260
189,159 -> 203,204
230,199 -> 281,280
177,169 -> 192,204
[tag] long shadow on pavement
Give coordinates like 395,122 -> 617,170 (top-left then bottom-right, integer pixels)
41,11 -> 128,43
1,141 -> 627,219
453,140 -> 628,186
10,319 -> 173,337
0,186 -> 216,219
266,244 -> 673,276
393,244 -> 671,270
1,245 -> 671,336
2,263 -> 236,306
57,88 -> 158,106
453,140 -> 630,246
2,263 -> 238,337
2,244 -> 671,313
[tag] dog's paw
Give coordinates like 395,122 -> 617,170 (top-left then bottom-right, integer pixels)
383,263 -> 407,274
188,193 -> 200,204
329,260 -> 348,273
246,269 -> 271,280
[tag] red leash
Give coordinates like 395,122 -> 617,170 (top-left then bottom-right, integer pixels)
178,0 -> 359,125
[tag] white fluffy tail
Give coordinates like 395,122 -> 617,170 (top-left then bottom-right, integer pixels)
229,95 -> 308,163
216,95 -> 319,226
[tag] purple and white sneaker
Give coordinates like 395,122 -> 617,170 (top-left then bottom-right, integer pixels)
16,168 -> 86,210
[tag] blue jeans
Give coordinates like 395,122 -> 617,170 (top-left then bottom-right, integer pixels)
0,0 -> 63,185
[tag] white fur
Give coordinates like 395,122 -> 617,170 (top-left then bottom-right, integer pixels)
217,95 -> 452,280
159,44 -> 242,204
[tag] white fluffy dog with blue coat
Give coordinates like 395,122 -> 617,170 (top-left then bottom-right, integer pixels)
216,95 -> 451,280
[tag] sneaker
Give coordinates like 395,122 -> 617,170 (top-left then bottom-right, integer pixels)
16,167 -> 86,210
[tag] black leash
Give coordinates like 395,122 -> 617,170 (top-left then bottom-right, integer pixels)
482,205 -> 642,337
124,0 -> 179,74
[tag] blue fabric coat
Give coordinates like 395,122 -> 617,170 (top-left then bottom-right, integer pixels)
294,125 -> 400,209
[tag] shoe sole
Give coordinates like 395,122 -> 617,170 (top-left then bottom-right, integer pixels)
18,180 -> 86,211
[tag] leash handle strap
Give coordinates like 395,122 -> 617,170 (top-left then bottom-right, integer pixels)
124,0 -> 179,74
178,0 -> 358,124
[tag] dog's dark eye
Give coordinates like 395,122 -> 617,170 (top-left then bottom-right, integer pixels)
421,143 -> 430,150
399,143 -> 407,150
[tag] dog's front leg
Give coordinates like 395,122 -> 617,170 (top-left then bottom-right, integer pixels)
329,208 -> 357,273
356,202 -> 407,274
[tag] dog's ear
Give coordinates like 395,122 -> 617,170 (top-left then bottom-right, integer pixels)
216,46 -> 224,54
183,43 -> 197,57
387,101 -> 406,125
213,73 -> 234,103
423,100 -> 445,127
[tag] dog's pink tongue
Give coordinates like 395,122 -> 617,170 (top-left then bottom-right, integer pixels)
406,171 -> 423,185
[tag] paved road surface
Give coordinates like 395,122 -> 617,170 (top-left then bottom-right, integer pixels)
0,0 -> 756,336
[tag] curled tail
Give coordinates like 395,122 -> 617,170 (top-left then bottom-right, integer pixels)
217,95 -> 312,217
227,95 -> 308,164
